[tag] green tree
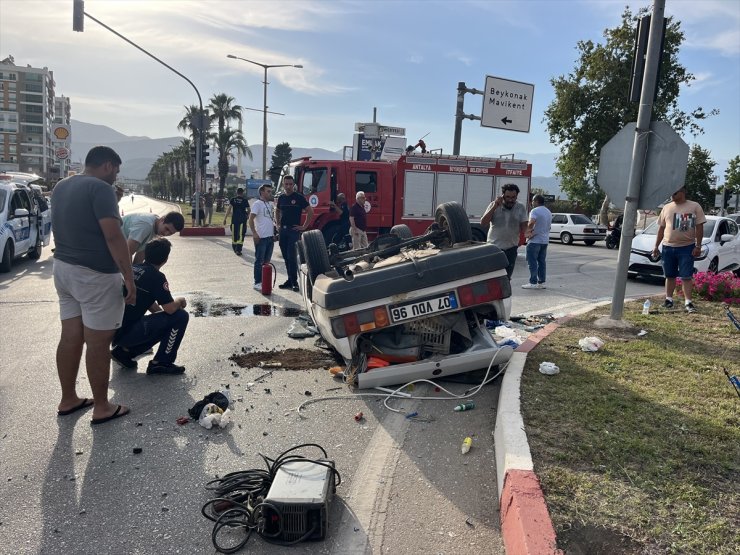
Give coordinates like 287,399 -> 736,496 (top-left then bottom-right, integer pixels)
208,94 -> 243,206
214,127 -> 252,197
724,155 -> 740,212
684,145 -> 716,210
270,142 -> 293,185
544,7 -> 717,214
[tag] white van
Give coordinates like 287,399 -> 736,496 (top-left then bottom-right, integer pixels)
0,175 -> 52,272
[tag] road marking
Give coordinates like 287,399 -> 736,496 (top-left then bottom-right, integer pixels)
329,398 -> 418,554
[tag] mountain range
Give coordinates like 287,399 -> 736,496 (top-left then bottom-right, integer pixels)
70,119 -> 564,195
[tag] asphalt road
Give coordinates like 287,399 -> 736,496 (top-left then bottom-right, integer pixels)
0,196 -> 663,554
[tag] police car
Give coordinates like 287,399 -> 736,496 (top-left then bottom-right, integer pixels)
0,174 -> 52,272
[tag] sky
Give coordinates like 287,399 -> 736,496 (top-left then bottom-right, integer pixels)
1,0 -> 738,174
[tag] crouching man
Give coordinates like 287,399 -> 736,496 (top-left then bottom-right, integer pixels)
111,238 -> 189,374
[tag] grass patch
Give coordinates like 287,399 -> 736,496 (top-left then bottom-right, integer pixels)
177,203 -> 229,228
521,299 -> 739,554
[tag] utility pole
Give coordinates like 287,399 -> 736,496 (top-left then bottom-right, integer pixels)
452,82 -> 483,155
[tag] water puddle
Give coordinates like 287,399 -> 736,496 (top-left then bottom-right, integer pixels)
186,292 -> 303,318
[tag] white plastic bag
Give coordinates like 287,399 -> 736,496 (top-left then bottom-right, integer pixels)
578,336 -> 604,352
539,362 -> 560,375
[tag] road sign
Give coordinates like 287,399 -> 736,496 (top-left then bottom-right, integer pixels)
480,75 -> 534,133
598,121 -> 689,209
55,146 -> 70,160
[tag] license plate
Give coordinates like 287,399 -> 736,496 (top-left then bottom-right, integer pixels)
389,292 -> 458,323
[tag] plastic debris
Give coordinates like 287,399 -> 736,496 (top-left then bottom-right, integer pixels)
454,401 -> 475,412
198,404 -> 232,429
354,412 -> 364,422
188,391 -> 230,419
133,447 -> 143,455
637,330 -> 648,337
539,362 -> 560,375
287,320 -> 317,338
461,437 -> 473,454
578,336 -> 605,352
258,362 -> 282,368
176,416 -> 190,426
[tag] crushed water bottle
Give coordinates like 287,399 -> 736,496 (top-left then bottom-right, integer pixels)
642,299 -> 651,315
461,437 -> 472,454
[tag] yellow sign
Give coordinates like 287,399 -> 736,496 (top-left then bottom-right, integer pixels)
53,125 -> 71,141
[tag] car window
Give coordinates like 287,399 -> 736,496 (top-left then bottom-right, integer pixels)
0,190 -> 6,214
355,171 -> 378,194
702,220 -> 715,238
571,214 -> 593,225
727,220 -> 738,236
552,214 -> 567,224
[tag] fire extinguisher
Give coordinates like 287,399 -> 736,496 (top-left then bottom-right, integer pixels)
261,262 -> 277,295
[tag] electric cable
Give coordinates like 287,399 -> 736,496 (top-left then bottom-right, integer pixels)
202,444 -> 341,553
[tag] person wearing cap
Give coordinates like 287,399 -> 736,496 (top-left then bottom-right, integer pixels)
651,186 -> 706,313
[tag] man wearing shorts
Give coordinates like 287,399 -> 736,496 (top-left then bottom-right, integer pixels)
52,146 -> 136,425
652,186 -> 706,313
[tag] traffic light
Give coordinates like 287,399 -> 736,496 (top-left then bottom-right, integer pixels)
201,142 -> 209,168
73,0 -> 84,32
724,188 -> 733,208
189,143 -> 196,165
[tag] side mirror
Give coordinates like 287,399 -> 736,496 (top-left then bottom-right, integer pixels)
719,233 -> 734,244
13,208 -> 30,218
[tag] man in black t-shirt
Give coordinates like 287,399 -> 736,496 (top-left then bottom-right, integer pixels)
225,187 -> 250,255
111,238 -> 189,375
275,175 -> 314,291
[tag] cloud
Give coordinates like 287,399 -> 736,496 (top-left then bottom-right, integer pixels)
407,54 -> 424,64
445,51 -> 474,67
683,71 -> 721,93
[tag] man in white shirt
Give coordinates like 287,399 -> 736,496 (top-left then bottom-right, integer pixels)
249,184 -> 276,291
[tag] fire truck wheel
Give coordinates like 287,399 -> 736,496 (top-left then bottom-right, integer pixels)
435,202 -> 472,245
390,224 -> 413,240
302,230 -> 331,284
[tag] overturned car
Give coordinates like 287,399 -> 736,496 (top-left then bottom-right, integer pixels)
297,202 -> 514,389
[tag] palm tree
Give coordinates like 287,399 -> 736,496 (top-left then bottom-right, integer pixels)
214,127 -> 252,196
209,94 -> 243,208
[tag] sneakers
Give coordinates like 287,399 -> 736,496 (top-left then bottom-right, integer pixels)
685,302 -> 697,314
521,283 -> 542,289
291,284 -> 300,292
278,280 -> 292,290
111,346 -> 137,369
253,283 -> 263,291
662,299 -> 674,309
147,361 -> 185,375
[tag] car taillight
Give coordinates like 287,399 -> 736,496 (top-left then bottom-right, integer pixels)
330,306 -> 390,339
583,227 -> 595,233
457,277 -> 507,307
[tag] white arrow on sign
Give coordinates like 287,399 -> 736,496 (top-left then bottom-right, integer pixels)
480,75 -> 534,133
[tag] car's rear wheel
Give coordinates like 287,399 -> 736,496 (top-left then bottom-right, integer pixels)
708,257 -> 719,273
584,239 -> 596,246
560,232 -> 573,245
302,230 -> 331,284
435,202 -> 472,245
28,235 -> 42,259
0,241 -> 13,273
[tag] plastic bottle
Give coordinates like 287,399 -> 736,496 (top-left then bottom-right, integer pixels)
461,437 -> 472,454
454,401 -> 476,412
642,299 -> 651,315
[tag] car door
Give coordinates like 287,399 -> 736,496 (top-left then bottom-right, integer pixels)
720,218 -> 740,269
550,214 -> 567,240
8,189 -> 33,255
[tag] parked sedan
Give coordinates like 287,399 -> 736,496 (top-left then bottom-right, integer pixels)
549,213 -> 607,245
629,215 -> 740,278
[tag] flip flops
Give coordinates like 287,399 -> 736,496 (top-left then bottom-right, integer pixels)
90,404 -> 130,426
57,398 -> 94,416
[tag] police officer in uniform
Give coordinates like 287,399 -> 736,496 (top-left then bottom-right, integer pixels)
275,175 -> 313,291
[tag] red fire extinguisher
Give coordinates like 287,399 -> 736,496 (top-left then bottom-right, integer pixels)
261,263 -> 277,295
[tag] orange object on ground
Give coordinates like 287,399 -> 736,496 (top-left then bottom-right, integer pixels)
366,357 -> 391,369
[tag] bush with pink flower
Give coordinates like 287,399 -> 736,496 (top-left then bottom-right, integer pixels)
676,271 -> 740,304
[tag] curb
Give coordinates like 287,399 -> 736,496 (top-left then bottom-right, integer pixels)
494,318 -> 574,555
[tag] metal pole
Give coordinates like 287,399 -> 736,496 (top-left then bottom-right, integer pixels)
610,0 -> 665,320
453,82 -> 465,155
262,66 -> 268,180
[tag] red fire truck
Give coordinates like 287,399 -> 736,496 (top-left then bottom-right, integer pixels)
288,152 -> 532,244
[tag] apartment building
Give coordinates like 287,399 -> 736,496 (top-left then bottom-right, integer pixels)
0,55 -> 58,180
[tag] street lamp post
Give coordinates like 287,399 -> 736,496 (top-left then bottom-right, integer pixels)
227,54 -> 302,180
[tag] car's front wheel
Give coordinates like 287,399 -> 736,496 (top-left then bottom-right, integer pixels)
0,241 -> 13,273
708,257 -> 719,273
560,231 -> 573,245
